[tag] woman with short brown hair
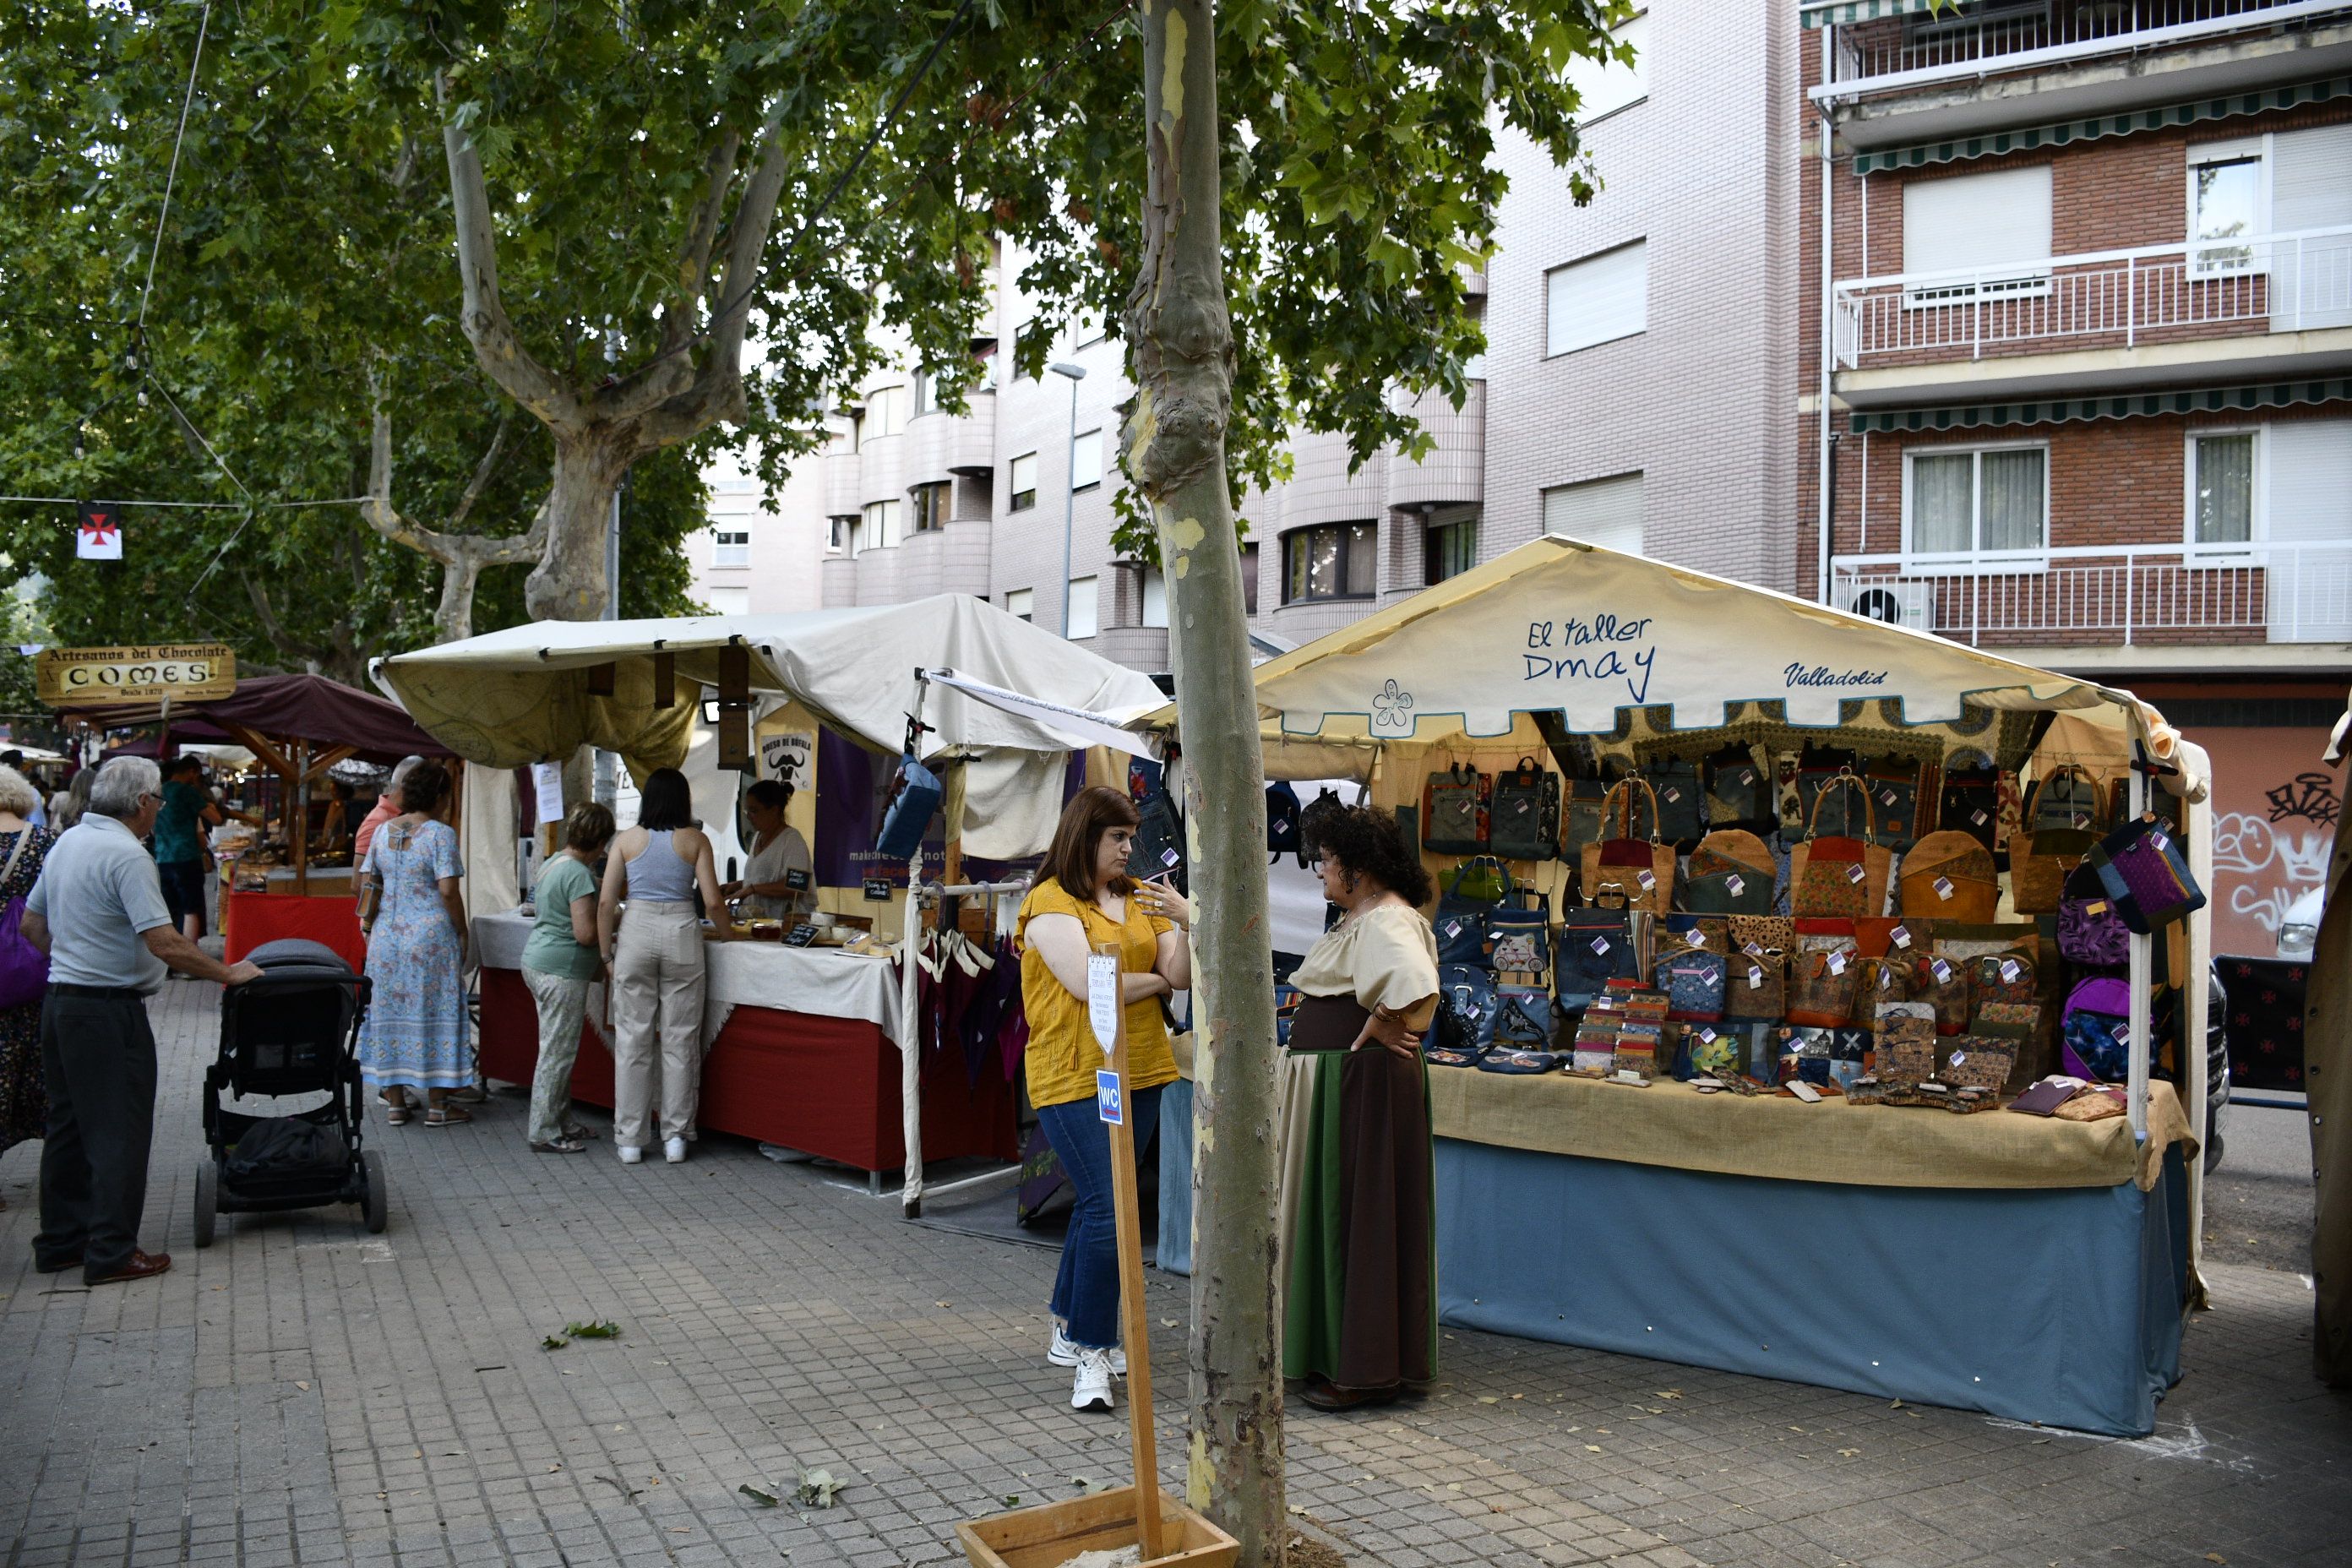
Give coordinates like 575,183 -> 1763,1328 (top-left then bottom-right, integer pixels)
1016,784 -> 1191,1413
521,802 -> 618,1153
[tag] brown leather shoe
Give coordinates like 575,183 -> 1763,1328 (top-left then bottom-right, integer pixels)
85,1250 -> 172,1286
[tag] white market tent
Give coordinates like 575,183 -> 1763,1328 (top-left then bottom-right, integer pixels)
1138,536 -> 2217,1284
374,595 -> 1169,1208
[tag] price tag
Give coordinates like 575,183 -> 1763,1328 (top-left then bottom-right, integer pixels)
1891,924 -> 1912,949
1747,966 -> 1764,989
1881,789 -> 1898,806
2111,1022 -> 2130,1043
1664,787 -> 1681,803
1970,809 -> 1989,826
783,868 -> 810,891
1845,863 -> 1866,885
863,877 -> 896,901
1515,798 -> 1530,814
2150,829 -> 2170,851
1442,918 -> 1464,938
1096,1069 -> 1125,1125
1161,847 -> 1182,868
1688,928 -> 1707,948
1930,957 -> 1952,983
1591,935 -> 1612,955
1086,953 -> 1121,1053
1743,939 -> 1762,956
1933,876 -> 1954,901
1740,770 -> 1756,786
1948,1051 -> 1968,1070
1999,958 -> 2022,985
1726,874 -> 1746,896
1827,950 -> 1848,976
1700,1027 -> 1718,1043
1637,869 -> 1657,890
2086,901 -> 2108,915
1271,815 -> 1290,836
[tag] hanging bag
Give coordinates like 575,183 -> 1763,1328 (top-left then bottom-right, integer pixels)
1899,830 -> 2001,923
1560,777 -> 1617,866
2057,861 -> 2132,966
0,828 -> 48,1013
2090,814 -> 2207,934
1786,942 -> 1863,1028
1662,950 -> 1729,1024
1685,828 -> 1777,915
1645,760 -> 1707,846
1264,781 -> 1303,863
2060,975 -> 2135,1081
2011,769 -> 2101,914
1422,763 -> 1490,856
1488,757 -> 1560,862
1557,907 -> 1639,1011
1433,858 -> 1509,969
1484,886 -> 1554,981
1862,758 -> 1923,853
1581,777 -> 1676,915
2032,762 -> 2107,833
1789,774 -> 1891,918
1909,951 -> 1971,1037
1725,948 -> 1787,1020
1939,764 -> 2003,855
1702,743 -> 1776,836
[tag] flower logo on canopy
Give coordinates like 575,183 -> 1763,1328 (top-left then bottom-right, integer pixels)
1371,679 -> 1415,733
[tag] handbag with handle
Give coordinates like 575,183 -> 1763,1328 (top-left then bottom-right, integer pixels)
1684,828 -> 1777,915
1484,887 -> 1554,981
0,827 -> 49,1013
1422,763 -> 1489,856
1488,757 -> 1560,862
1560,777 -> 1619,866
1433,858 -> 1509,968
1558,907 -> 1639,1010
1701,743 -> 1776,836
2031,762 -> 2107,833
1939,764 -> 2002,855
1899,830 -> 2001,923
2090,815 -> 2207,934
1645,759 -> 1707,846
2011,769 -> 2101,914
1786,943 -> 1862,1028
1581,777 -> 1675,915
1724,948 -> 1787,1019
2057,861 -> 2132,966
1861,759 -> 1922,853
1789,774 -> 1891,918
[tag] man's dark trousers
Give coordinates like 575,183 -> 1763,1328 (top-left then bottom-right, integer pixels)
35,990 -> 159,1282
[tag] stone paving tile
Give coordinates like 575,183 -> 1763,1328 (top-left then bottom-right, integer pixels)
3,979 -> 2349,1566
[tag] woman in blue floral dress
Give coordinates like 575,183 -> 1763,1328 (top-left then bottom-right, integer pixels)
356,760 -> 473,1126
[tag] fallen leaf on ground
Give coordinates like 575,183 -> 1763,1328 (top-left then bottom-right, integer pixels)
1070,1475 -> 1102,1495
542,1336 -> 569,1352
565,1320 -> 622,1340
795,1467 -> 847,1508
295,1381 -> 311,1391
1655,1391 -> 1682,1399
1001,1495 -> 1020,1507
1477,1396 -> 1499,1405
594,1475 -> 639,1499
2206,1556 -> 2227,1565
1288,1505 -> 1306,1516
1162,1318 -> 1179,1328
1585,1445 -> 1603,1454
1838,1449 -> 1860,1457
740,1484 -> 779,1508
1889,1399 -> 1903,1409
1788,1426 -> 1807,1434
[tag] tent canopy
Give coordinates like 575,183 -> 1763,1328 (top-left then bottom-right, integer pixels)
63,672 -> 453,767
1144,537 -> 2205,797
373,596 -> 1169,776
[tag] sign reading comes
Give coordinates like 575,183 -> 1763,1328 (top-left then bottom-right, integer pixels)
35,644 -> 237,706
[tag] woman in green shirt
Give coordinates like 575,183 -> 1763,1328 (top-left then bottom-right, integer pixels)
521,803 -> 617,1152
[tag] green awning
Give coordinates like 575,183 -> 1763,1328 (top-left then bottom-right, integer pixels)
1853,79 -> 2352,173
1848,379 -> 2352,433
1803,0 -> 1940,27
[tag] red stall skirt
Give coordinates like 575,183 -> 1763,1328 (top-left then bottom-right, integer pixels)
222,890 -> 368,972
476,965 -> 1018,1173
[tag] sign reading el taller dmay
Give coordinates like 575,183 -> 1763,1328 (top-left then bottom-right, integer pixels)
35,644 -> 237,706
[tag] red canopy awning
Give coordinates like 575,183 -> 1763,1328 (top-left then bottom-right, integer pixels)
65,673 -> 453,767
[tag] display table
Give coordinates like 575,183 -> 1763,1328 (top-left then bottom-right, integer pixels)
471,912 -> 1017,1173
1157,1043 -> 2194,1436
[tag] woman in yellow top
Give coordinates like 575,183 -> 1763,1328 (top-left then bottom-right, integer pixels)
1017,784 -> 1191,1414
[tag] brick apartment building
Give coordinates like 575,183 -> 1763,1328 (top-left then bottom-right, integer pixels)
1799,0 -> 2352,955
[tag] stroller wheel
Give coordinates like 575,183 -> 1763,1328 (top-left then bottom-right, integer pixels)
193,1162 -> 219,1249
361,1149 -> 389,1235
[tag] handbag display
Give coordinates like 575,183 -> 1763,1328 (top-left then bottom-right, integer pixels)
1909,951 -> 1971,1036
1558,908 -> 1640,1010
2090,815 -> 2208,934
1683,1022 -> 1745,1080
1724,949 -> 1787,1020
1662,950 -> 1729,1024
1969,948 -> 2038,1012
1701,743 -> 1776,836
1581,778 -> 1676,915
1645,759 -> 1707,846
1434,964 -> 1500,1055
2056,862 -> 2131,966
1794,743 -> 1862,836
1487,757 -> 1560,862
1433,858 -> 1508,968
2059,975 -> 2133,1081
1874,1003 -> 1940,1088
1938,1036 -> 2016,1092
1423,764 -> 1490,855
1938,764 -> 2002,856
0,828 -> 48,1013
1560,777 -> 1620,866
876,754 -> 945,859
1497,983 -> 1556,1047
1484,889 -> 1554,980
2011,767 -> 2102,914
1789,775 -> 1892,918
1785,943 -> 1862,1028
1898,830 -> 2000,923
1684,829 -> 1777,915
2031,762 -> 2107,833
1729,914 -> 1794,956
1861,759 -> 1922,853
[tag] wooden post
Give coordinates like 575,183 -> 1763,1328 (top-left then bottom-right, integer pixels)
294,739 -> 311,896
1095,942 -> 1165,1561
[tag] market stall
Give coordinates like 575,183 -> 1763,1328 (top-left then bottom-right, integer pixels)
1141,536 -> 2213,1436
64,673 -> 454,970
373,598 -> 1166,1200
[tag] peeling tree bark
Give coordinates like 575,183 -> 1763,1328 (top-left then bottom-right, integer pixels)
1121,3 -> 1285,1563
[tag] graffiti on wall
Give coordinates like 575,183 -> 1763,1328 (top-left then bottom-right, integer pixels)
2213,770 -> 2339,943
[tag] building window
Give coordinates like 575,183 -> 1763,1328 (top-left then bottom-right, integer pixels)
827,515 -> 851,553
712,529 -> 750,567
2188,430 -> 2258,547
1006,587 -> 1033,623
1541,474 -> 1644,555
1009,452 -> 1039,512
912,372 -> 942,416
865,384 -> 909,438
1282,522 -> 1377,604
1141,568 -> 1168,629
1240,543 -> 1260,616
1071,428 -> 1104,491
1424,516 -> 1478,585
1901,166 -> 2051,299
859,498 -> 902,554
850,411 -> 866,453
1565,9 -> 1646,123
1067,575 -> 1099,640
2188,143 -> 2265,275
910,482 -> 950,534
1903,444 -> 2045,559
705,586 -> 750,616
1545,240 -> 1647,357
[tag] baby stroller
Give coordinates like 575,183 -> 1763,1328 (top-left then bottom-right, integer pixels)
194,938 -> 387,1245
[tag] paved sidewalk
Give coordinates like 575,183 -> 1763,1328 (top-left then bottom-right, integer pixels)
3,979 -> 2346,1568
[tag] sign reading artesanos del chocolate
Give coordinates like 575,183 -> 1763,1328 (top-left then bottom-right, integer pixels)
35,643 -> 237,706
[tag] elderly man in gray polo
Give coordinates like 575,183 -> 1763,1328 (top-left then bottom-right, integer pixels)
19,755 -> 262,1285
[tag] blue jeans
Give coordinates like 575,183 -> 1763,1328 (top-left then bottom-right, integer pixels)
1037,1085 -> 1163,1350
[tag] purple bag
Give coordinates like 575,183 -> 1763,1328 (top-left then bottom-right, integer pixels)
2060,976 -> 2132,1082
2089,817 -> 2204,935
0,829 -> 48,1013
2056,863 -> 2130,966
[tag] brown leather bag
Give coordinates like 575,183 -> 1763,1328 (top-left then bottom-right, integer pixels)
1581,778 -> 1675,915
1900,830 -> 2001,923
1789,774 -> 1892,918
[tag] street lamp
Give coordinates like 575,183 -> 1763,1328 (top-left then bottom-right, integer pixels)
1050,361 -> 1088,638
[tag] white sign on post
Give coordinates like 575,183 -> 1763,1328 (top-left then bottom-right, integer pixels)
760,730 -> 814,790
530,761 -> 566,826
1086,952 -> 1121,1054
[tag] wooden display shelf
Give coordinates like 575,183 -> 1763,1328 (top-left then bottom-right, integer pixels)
953,1485 -> 1236,1568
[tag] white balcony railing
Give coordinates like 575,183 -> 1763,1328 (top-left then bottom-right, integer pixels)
1832,226 -> 2352,368
1827,0 -> 2344,94
1830,540 -> 2352,645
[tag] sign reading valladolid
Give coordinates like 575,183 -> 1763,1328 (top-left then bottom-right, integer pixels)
35,643 -> 237,706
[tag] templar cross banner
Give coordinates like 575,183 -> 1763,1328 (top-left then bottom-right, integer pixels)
75,501 -> 122,561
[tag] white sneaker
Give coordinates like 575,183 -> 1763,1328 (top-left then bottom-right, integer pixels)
618,1145 -> 643,1165
664,1136 -> 689,1164
1070,1348 -> 1117,1413
1047,1320 -> 1127,1375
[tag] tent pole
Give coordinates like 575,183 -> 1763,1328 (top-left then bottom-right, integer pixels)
899,674 -> 930,1220
2126,737 -> 2150,1143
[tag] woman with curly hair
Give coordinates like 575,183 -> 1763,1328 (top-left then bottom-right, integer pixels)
1284,802 -> 1440,1411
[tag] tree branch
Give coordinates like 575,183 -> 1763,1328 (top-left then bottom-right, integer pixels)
447,412 -> 511,530
242,574 -> 331,668
438,71 -> 585,432
662,130 -> 742,356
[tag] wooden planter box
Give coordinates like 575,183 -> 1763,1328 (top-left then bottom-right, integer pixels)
954,1484 -> 1239,1568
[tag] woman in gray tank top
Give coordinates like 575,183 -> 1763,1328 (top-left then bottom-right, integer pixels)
596,768 -> 739,1164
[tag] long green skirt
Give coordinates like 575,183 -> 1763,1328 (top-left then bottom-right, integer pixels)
1282,995 -> 1439,1392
